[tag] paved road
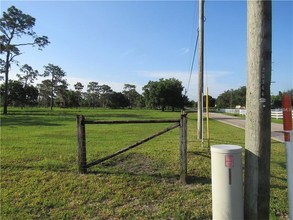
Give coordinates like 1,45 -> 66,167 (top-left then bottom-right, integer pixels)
208,112 -> 284,143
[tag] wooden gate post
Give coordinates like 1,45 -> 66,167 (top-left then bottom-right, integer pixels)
77,115 -> 87,174
180,113 -> 188,184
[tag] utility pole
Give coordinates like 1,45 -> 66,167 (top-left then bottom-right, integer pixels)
245,0 -> 272,219
197,0 -> 204,140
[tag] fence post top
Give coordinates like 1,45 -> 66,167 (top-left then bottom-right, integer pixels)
181,110 -> 188,116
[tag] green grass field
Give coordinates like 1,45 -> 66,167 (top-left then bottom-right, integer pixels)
0,108 -> 289,219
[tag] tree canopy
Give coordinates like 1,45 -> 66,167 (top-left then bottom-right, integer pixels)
17,64 -> 39,86
0,5 -> 50,114
42,64 -> 66,110
143,78 -> 185,111
216,86 -> 246,108
271,89 -> 293,108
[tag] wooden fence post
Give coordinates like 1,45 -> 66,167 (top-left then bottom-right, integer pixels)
180,113 -> 188,184
77,115 -> 87,174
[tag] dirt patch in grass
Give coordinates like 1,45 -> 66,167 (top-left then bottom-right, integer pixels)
99,152 -> 160,176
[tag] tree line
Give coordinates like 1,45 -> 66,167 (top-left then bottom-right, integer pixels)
216,86 -> 292,109
0,64 -> 191,110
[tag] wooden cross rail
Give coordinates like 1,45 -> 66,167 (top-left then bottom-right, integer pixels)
77,114 -> 188,184
84,119 -> 180,124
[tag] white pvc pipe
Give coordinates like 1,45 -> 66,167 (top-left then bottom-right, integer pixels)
211,145 -> 243,219
285,130 -> 293,220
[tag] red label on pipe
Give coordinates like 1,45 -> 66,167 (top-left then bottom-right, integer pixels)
282,94 -> 292,142
225,155 -> 234,168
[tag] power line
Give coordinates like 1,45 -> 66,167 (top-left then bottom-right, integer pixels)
185,0 -> 199,97
185,29 -> 199,96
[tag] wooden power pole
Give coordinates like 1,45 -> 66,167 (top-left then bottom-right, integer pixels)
197,0 -> 204,140
245,0 -> 272,219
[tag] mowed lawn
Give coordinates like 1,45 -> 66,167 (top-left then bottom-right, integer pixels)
0,108 -> 289,219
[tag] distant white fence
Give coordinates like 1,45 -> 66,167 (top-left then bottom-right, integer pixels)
219,109 -> 293,119
219,109 -> 246,115
271,110 -> 284,119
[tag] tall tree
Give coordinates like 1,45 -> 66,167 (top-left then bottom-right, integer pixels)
271,91 -> 283,109
0,6 -> 50,114
17,64 -> 39,87
24,85 -> 38,106
143,80 -> 160,109
74,82 -> 84,92
74,82 -> 84,107
42,64 -> 66,110
160,78 -> 184,111
37,79 -> 51,107
65,90 -> 80,108
216,86 -> 246,108
108,92 -> 129,109
55,80 -> 68,107
203,95 -> 216,108
99,84 -> 112,107
0,80 -> 25,106
0,58 -> 5,81
123,84 -> 140,108
271,90 -> 293,108
0,81 -> 39,107
86,81 -> 100,108
233,86 -> 246,107
143,78 -> 184,111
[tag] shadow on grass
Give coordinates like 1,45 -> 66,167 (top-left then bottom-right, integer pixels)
1,108 -> 181,127
272,161 -> 287,170
190,151 -> 211,159
270,176 -> 288,190
0,115 -> 63,127
186,175 -> 211,185
84,114 -> 160,120
2,111 -> 151,119
87,169 -> 211,186
87,169 -> 179,181
86,152 -> 211,185
1,164 -> 71,173
2,160 -> 211,186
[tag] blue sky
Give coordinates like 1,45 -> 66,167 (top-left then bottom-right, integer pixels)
1,0 -> 292,100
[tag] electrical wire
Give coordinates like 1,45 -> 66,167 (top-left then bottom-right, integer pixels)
185,29 -> 199,96
185,0 -> 201,97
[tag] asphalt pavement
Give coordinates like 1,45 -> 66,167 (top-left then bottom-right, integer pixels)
208,112 -> 284,143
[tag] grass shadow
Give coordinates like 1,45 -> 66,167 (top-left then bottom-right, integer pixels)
0,115 -> 63,127
86,152 -> 211,185
186,175 -> 211,185
190,151 -> 211,159
1,108 -> 181,127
